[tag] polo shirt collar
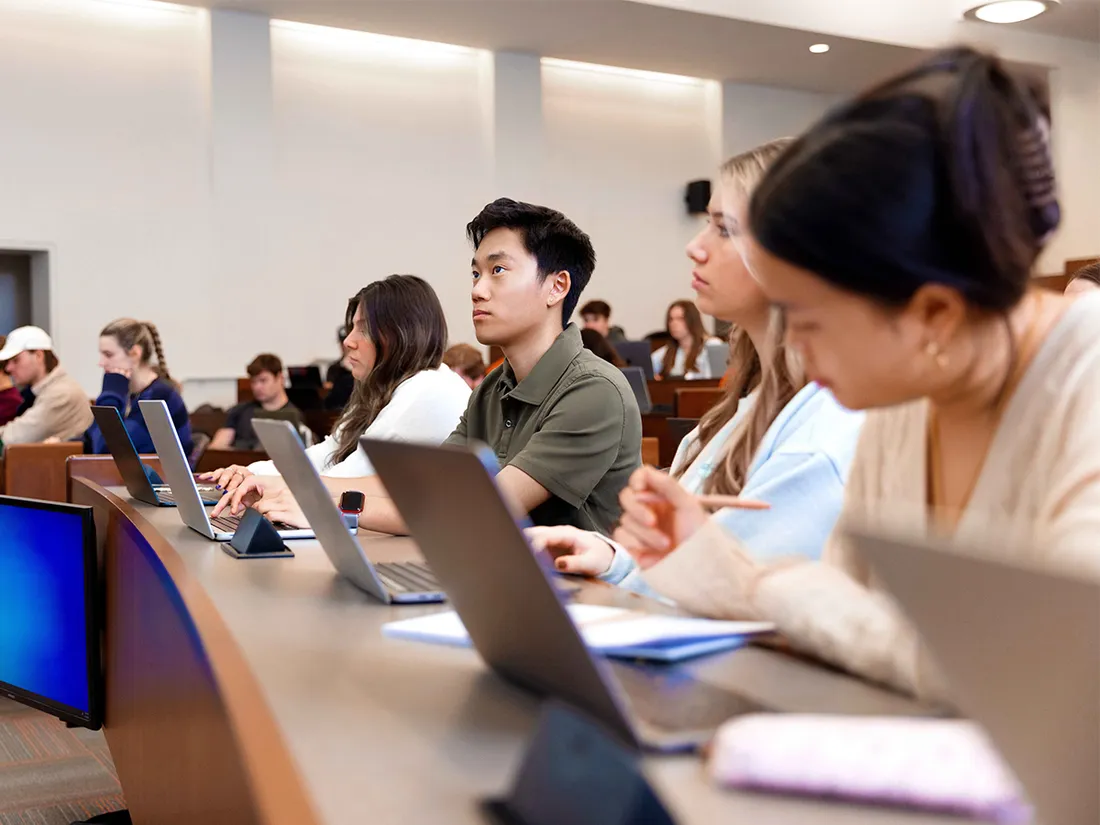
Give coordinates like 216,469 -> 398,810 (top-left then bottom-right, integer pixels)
500,324 -> 583,405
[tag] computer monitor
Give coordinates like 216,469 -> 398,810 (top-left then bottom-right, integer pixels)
0,496 -> 102,729
615,341 -> 654,380
287,365 -> 323,389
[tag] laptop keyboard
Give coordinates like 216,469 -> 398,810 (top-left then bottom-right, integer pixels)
209,513 -> 297,533
155,487 -> 219,505
376,561 -> 440,594
611,661 -> 766,733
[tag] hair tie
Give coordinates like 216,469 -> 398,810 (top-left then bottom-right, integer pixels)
1015,115 -> 1060,244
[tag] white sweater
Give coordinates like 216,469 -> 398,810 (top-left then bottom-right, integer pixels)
249,364 -> 470,478
642,294 -> 1100,702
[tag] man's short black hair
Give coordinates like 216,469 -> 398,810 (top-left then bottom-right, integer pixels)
467,198 -> 596,326
579,300 -> 611,319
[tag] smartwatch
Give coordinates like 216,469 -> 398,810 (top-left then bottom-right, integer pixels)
339,490 -> 365,530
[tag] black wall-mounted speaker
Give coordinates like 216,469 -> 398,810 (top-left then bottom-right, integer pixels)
685,180 -> 711,214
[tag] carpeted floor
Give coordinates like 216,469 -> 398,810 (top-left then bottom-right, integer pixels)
0,698 -> 125,825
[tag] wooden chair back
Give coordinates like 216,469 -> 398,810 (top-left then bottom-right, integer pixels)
195,449 -> 267,474
1,442 -> 85,502
675,387 -> 724,419
641,437 -> 659,467
647,378 -> 720,409
67,454 -> 165,502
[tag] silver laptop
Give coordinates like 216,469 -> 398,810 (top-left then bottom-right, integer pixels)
852,527 -> 1099,825
252,419 -> 444,603
364,438 -> 768,753
139,400 -> 314,542
620,366 -> 653,415
91,406 -> 219,507
704,340 -> 730,378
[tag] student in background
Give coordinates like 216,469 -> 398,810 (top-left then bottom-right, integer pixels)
580,300 -> 627,344
606,47 -> 1100,703
324,324 -> 355,411
580,328 -> 626,367
443,343 -> 488,389
86,319 -> 191,455
221,198 -> 642,535
0,337 -> 24,426
205,275 -> 470,488
652,300 -> 712,379
1065,261 -> 1100,299
210,354 -> 302,450
529,139 -> 864,593
0,326 -> 92,448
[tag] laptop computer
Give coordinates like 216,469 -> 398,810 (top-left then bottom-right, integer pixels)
851,527 -> 1099,825
139,400 -> 314,542
288,365 -> 323,388
704,340 -> 730,378
91,406 -> 220,507
251,419 -> 444,604
615,341 -> 654,380
620,367 -> 653,415
363,438 -> 768,753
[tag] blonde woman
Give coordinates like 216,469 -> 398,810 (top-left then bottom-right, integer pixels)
528,139 -> 865,591
87,319 -> 191,455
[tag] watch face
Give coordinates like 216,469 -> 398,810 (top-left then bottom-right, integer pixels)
340,490 -> 365,512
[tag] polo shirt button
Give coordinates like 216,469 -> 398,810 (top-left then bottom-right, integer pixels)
505,419 -> 513,428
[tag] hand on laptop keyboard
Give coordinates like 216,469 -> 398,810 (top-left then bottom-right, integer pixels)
212,475 -> 312,529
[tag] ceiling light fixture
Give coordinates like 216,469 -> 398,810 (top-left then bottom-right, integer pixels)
961,0 -> 1061,24
808,43 -> 831,54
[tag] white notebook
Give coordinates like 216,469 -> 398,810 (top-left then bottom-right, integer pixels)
383,604 -> 774,663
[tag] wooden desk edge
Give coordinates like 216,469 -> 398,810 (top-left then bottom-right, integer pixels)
74,479 -> 320,825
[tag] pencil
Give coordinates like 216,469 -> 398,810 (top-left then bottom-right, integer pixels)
696,495 -> 770,511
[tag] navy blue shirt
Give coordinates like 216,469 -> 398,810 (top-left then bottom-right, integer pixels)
87,373 -> 193,457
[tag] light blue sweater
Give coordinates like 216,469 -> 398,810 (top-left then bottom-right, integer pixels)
605,382 -> 865,596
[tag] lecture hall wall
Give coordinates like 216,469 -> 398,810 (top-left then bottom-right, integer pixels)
1,0 -> 1094,406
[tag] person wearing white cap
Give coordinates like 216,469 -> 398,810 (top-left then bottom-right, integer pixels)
0,326 -> 92,449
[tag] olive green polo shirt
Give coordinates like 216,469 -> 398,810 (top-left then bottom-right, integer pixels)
445,324 -> 642,533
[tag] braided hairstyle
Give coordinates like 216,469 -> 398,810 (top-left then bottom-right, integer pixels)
100,318 -> 177,388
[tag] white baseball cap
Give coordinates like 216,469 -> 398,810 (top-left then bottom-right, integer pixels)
0,326 -> 54,362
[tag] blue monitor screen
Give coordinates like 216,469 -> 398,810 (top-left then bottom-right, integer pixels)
0,501 -> 91,716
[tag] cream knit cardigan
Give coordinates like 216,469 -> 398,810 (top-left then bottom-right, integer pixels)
642,294 -> 1100,702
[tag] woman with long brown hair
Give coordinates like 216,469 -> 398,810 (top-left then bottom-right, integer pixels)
651,299 -> 712,379
206,275 -> 470,488
528,138 -> 864,590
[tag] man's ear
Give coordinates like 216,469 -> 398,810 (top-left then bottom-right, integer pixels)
545,270 -> 571,309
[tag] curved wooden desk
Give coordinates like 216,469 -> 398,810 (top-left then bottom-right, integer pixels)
74,479 -> 961,825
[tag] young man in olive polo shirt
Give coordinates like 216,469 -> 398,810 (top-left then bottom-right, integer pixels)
218,198 -> 642,535
440,198 -> 642,532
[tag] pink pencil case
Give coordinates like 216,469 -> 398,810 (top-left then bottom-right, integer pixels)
708,714 -> 1031,823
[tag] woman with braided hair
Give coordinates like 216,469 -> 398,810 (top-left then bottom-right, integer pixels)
86,318 -> 193,455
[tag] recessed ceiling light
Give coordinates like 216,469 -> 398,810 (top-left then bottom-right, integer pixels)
809,43 -> 830,54
962,0 -> 1061,24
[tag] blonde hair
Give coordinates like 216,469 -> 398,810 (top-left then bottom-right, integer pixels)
100,318 -> 176,387
674,138 -> 805,497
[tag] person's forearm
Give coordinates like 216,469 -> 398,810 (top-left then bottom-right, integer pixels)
321,474 -> 386,497
209,429 -> 235,449
359,495 -> 408,535
319,474 -> 406,534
